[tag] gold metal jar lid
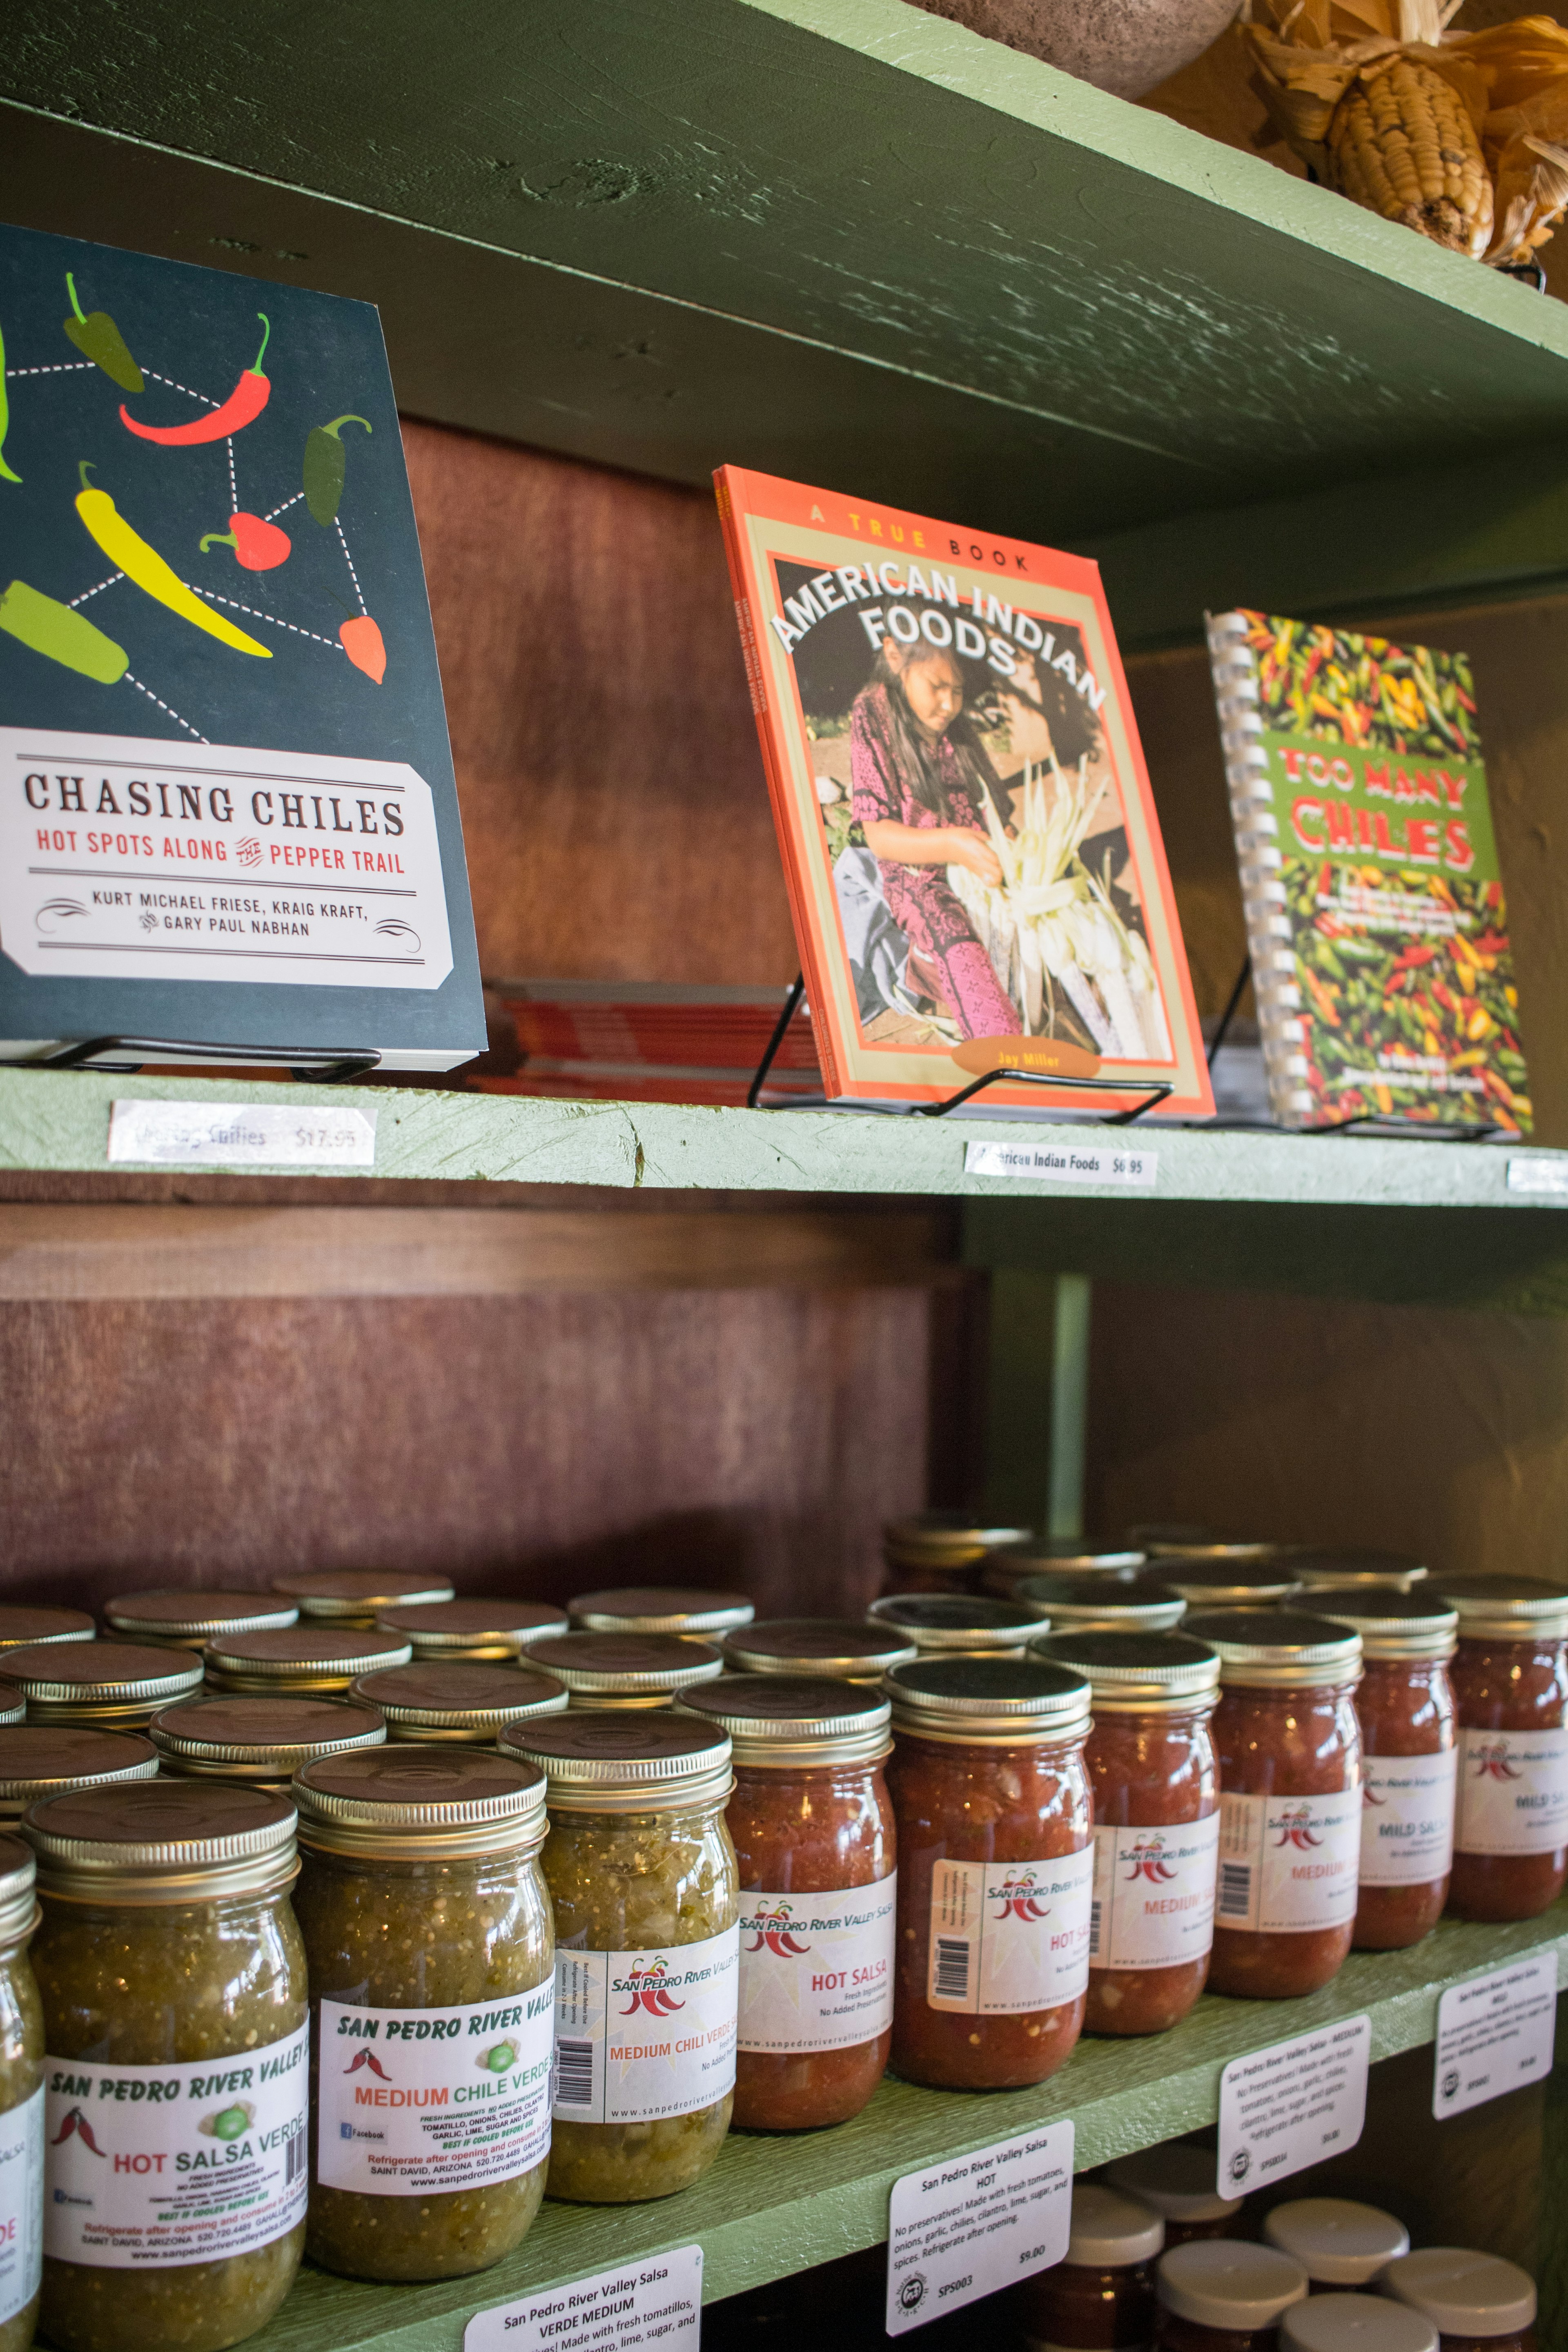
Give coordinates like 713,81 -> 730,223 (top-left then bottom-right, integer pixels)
1433,1574 -> 1568,1642
294,1744 -> 548,1858
1185,1611 -> 1363,1689
1307,1592 -> 1457,1663
24,1780 -> 297,1903
269,1569 -> 454,1624
0,1835 -> 36,1949
0,1727 -> 159,1819
204,1626 -> 413,1693
568,1585 -> 755,1636
0,1640 -> 202,1727
0,1607 -> 95,1653
677,1675 -> 891,1768
983,1538 -> 1146,1595
1289,1550 -> 1428,1594
374,1598 -> 570,1656
351,1660 -> 569,1741
105,1588 -> 300,1648
519,1631 -> 723,1708
1154,1560 -> 1303,1606
886,1657 -> 1092,1744
868,1593 -> 1051,1656
1016,1572 -> 1187,1633
151,1694 -> 387,1784
501,1710 -> 733,1813
1030,1630 -> 1222,1710
723,1618 -> 918,1681
1133,1527 -> 1277,1562
0,1697 -> 22,1730
883,1510 -> 1033,1564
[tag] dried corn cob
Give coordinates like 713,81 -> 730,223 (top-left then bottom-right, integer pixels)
1327,54 -> 1493,255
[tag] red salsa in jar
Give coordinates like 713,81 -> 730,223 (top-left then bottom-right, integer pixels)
679,1676 -> 894,2131
884,1657 -> 1093,2091
1185,1613 -> 1363,2001
1435,1576 -> 1568,1924
1157,2240 -> 1308,2350
1381,2249 -> 1538,2352
1033,1632 -> 1221,2036
867,1594 -> 1050,1660
722,1620 -> 917,1686
1105,2141 -> 1245,2248
1019,2183 -> 1163,2350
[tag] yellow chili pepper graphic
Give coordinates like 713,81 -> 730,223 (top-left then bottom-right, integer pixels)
74,463 -> 270,657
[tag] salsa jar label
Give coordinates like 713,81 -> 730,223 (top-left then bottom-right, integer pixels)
737,1877 -> 895,2054
1089,1812 -> 1220,1970
552,1925 -> 739,2125
1360,1749 -> 1457,1885
1454,1726 -> 1568,1856
44,2023 -> 308,2268
0,2086 -> 41,2322
315,1989 -> 554,2198
924,1848 -> 1094,2016
1216,1791 -> 1361,1934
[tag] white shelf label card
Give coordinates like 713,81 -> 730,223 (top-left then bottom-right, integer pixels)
1433,1957 -> 1556,2120
1217,2014 -> 1370,2198
465,2245 -> 702,2352
964,1140 -> 1156,1188
1507,1157 -> 1568,1197
884,2120 -> 1073,2336
108,1099 -> 377,1168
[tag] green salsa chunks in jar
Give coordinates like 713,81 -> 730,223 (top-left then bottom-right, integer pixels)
292,1747 -> 554,2283
26,1781 -> 309,2352
501,1711 -> 737,2204
0,1838 -> 43,2352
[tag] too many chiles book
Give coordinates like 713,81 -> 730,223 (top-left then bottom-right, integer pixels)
1208,609 -> 1531,1134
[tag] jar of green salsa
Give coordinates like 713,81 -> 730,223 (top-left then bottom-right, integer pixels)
0,1838 -> 42,2352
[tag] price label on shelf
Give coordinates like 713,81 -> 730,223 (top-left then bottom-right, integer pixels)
885,2120 -> 1072,2335
464,2245 -> 702,2352
1506,1157 -> 1568,1197
963,1140 -> 1156,1188
107,1097 -> 376,1168
1433,1957 -> 1556,2119
1217,2015 -> 1370,2196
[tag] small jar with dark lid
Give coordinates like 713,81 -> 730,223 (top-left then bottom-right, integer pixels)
1436,1575 -> 1568,1924
723,1618 -> 918,1684
292,1747 -> 553,2282
881,1511 -> 1033,1597
351,1660 -> 568,1745
0,1641 -> 200,1730
1019,2182 -> 1163,2350
1382,2250 -> 1538,2351
1034,1632 -> 1221,2036
0,1608 -> 93,1655
0,1728 -> 158,1822
1158,2239 -> 1308,2350
568,1587 -> 755,1639
679,1676 -> 894,2131
1022,1572 -> 1187,1634
374,1598 -> 568,1659
1292,1550 -> 1429,1597
0,1835 -> 41,2352
983,1537 -> 1147,1600
884,1658 -> 1094,2090
204,1625 -> 413,1696
1283,2298 -> 1437,2352
103,1589 -> 298,1650
1155,1560 -> 1304,1609
1106,2142 -> 1244,2248
868,1592 -> 1051,1659
270,1570 -> 453,1628
27,1780 -> 308,2352
503,1711 -> 738,2204
1312,1594 -> 1457,1951
1263,2199 -> 1409,2292
1188,1613 -> 1363,2001
150,1695 -> 386,1790
520,1631 -> 723,1710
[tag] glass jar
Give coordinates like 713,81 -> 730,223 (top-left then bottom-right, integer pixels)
1033,1633 -> 1221,2037
1105,2142 -> 1245,2248
103,1590 -> 298,1650
679,1675 -> 894,2131
1020,2183 -> 1163,2350
203,1626 -> 412,1695
1020,1575 -> 1187,1634
268,1570 -> 453,1627
150,1695 -> 385,1791
0,1728 -> 158,1823
27,1780 -> 308,2352
519,1632 -> 724,1711
881,1512 -> 1033,1599
0,1609 -> 94,1654
568,1588 -> 755,1640
1436,1576 -> 1568,1923
1137,1535 -> 1276,1564
1282,2298 -> 1437,2352
868,1594 -> 1051,1659
501,1712 -> 737,2204
1188,1613 -> 1363,2001
1157,2241 -> 1308,2350
723,1619 -> 918,1684
1291,1551 -> 1429,1597
374,1599 -> 568,1659
1311,1596 -> 1457,1951
1381,2250 -> 1538,2351
884,1658 -> 1093,2091
1155,1563 -> 1303,1610
292,1747 -> 553,2282
0,1642 -> 200,1730
1263,2200 -> 1410,2291
983,1539 -> 1147,1601
351,1661 -> 568,1745
0,1840 -> 42,2352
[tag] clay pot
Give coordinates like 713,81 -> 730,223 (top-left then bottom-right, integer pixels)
908,0 -> 1241,99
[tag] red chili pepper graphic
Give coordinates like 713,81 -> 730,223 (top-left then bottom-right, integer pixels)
1123,1838 -> 1179,1884
343,2048 -> 392,2079
992,1872 -> 1051,1922
1473,1743 -> 1521,1782
1363,1784 -> 1388,1807
52,2106 -> 106,2155
199,510 -> 292,572
745,1902 -> 811,1958
620,1957 -> 686,2017
120,315 -> 273,445
1273,1806 -> 1323,1851
339,613 -> 386,683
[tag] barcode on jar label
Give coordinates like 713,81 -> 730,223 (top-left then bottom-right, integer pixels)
924,1850 -> 1093,2016
552,2038 -> 596,2109
1218,1861 -> 1254,1920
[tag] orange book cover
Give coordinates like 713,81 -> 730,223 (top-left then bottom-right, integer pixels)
714,466 -> 1212,1116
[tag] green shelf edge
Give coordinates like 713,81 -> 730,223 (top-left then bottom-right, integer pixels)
240,1907 -> 1568,2352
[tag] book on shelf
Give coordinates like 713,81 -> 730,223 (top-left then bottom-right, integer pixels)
713,466 -> 1213,1117
1208,610 -> 1531,1135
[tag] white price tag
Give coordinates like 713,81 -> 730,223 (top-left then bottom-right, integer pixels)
464,2246 -> 702,2352
1434,1958 -> 1556,2118
885,2121 -> 1073,2336
107,1098 -> 376,1168
963,1140 -> 1156,1188
1507,1157 -> 1568,1197
1217,2015 -> 1370,2197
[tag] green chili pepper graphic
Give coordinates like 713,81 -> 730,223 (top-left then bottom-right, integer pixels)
302,414 -> 372,525
0,315 -> 20,483
0,579 -> 127,682
211,2106 -> 249,2141
62,273 -> 144,393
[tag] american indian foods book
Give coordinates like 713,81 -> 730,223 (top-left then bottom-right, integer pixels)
1207,609 -> 1531,1134
713,467 -> 1212,1116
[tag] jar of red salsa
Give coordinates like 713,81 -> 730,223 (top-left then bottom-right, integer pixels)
722,1621 -> 917,1685
1381,2250 -> 1538,2352
679,1676 -> 893,2130
1186,1613 -> 1363,2001
884,1657 -> 1093,2090
1105,2142 -> 1245,2248
1019,2183 -> 1163,2350
984,1540 -> 1147,1602
1156,2240 -> 1308,2350
1019,1575 -> 1187,1635
881,1513 -> 1033,1598
868,1595 -> 1050,1660
1435,1576 -> 1568,1923
1310,1595 -> 1457,1951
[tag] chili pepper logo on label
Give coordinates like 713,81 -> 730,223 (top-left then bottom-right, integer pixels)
198,2101 -> 255,2142
991,1871 -> 1051,1922
619,1957 -> 686,2018
1272,1805 -> 1323,1851
1473,1742 -> 1522,1782
51,2107 -> 105,2156
343,2049 -> 392,2080
476,2041 -> 518,2075
743,1901 -> 811,1958
1123,1833 -> 1179,1884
